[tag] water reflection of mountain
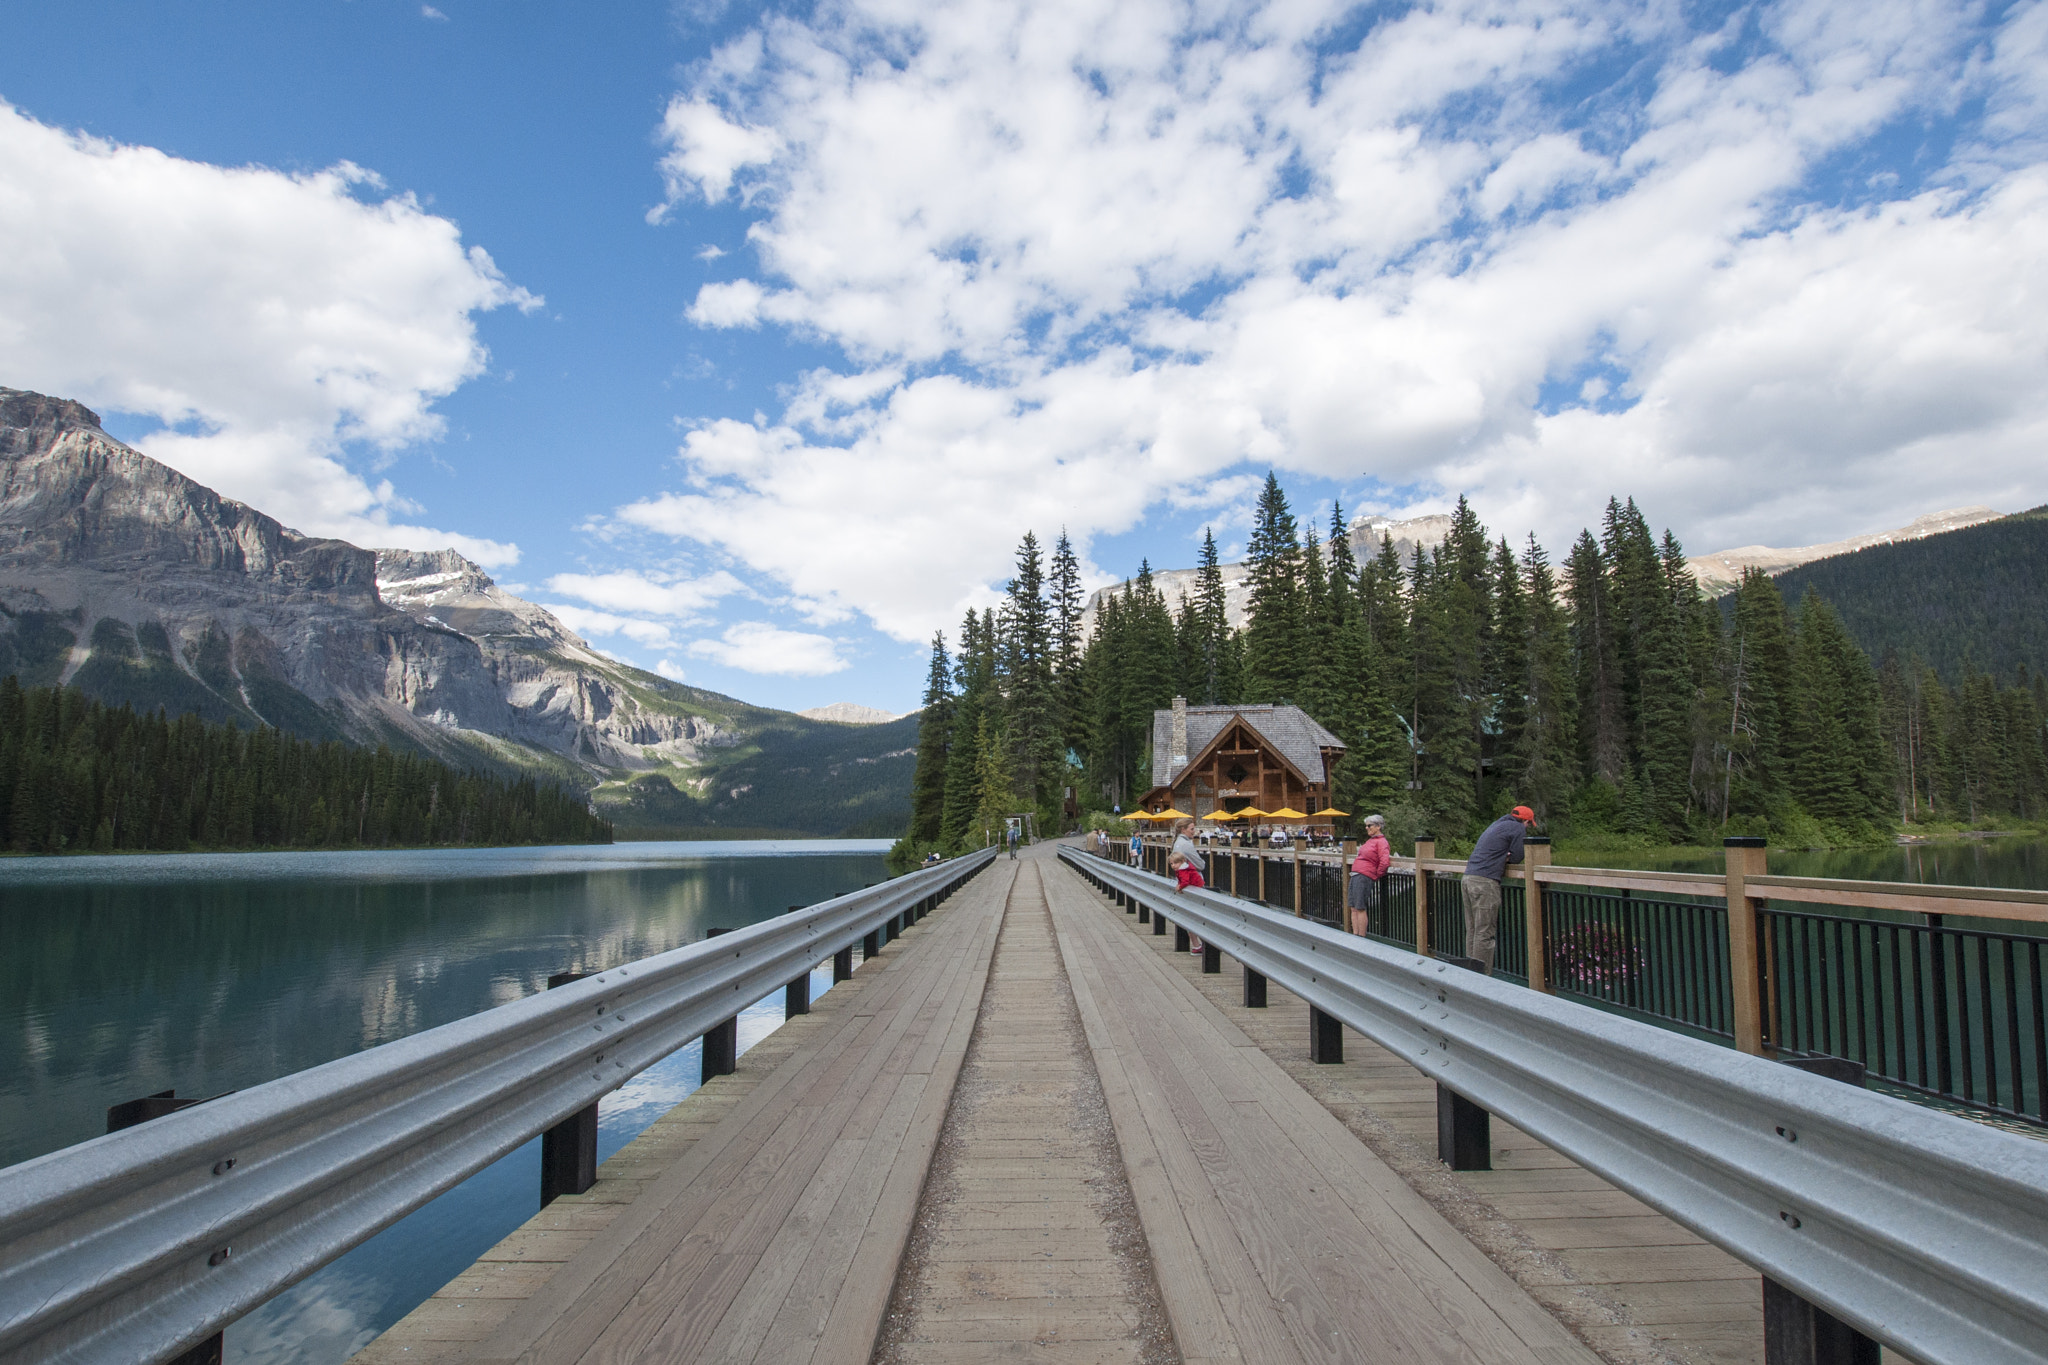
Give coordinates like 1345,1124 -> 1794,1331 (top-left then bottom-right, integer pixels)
0,844 -> 889,1170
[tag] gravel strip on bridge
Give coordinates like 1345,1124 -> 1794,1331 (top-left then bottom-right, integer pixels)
874,851 -> 1177,1365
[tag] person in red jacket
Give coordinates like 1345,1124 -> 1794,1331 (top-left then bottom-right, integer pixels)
1347,814 -> 1390,936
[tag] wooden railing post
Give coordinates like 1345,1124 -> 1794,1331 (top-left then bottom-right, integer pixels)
1292,843 -> 1304,917
1414,836 -> 1435,959
1725,836 -> 1770,1056
1524,836 -> 1552,993
1257,850 -> 1268,903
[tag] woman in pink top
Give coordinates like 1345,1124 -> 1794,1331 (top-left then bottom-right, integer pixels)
1347,814 -> 1390,937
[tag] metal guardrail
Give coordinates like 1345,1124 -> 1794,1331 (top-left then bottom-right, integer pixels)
1062,847 -> 2048,1365
0,847 -> 996,1365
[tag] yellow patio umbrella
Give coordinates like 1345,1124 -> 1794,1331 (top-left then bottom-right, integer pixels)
1310,807 -> 1349,818
1200,808 -> 1240,821
1233,806 -> 1269,819
1266,807 -> 1309,821
1152,807 -> 1193,821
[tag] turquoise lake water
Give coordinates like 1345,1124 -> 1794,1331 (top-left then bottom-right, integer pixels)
0,840 -> 892,1364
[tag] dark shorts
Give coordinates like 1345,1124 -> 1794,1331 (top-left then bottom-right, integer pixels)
1346,872 -> 1380,910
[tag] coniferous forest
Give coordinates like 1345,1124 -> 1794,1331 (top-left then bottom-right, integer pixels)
0,676 -> 612,853
898,478 -> 2048,863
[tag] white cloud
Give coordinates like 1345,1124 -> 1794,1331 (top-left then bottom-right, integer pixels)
628,0 -> 2048,633
0,102 -> 535,562
539,603 -> 679,651
421,5 -> 448,20
687,621 -> 848,675
542,568 -> 744,619
650,97 -> 780,219
654,658 -> 688,681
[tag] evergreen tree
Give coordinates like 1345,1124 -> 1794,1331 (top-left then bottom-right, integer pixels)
1518,535 -> 1578,819
1002,532 -> 1057,812
907,632 -> 954,843
1244,474 -> 1307,704
1049,530 -> 1087,757
1193,528 -> 1231,704
1567,529 -> 1627,785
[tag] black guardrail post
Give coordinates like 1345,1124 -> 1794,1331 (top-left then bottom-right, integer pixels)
1201,941 -> 1221,974
1243,967 -> 1267,1007
786,970 -> 811,1017
863,928 -> 880,959
1174,923 -> 1190,952
701,929 -> 738,1082
834,945 -> 855,981
1762,1061 -> 1879,1364
1434,953 -> 1491,1168
107,1092 -> 227,1365
540,971 -> 600,1206
1308,1005 -> 1343,1063
1150,903 -> 1165,932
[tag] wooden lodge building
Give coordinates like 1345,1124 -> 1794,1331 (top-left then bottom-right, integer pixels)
1137,697 -> 1346,819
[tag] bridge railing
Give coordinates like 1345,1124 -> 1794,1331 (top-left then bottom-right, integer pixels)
1060,846 -> 2048,1365
1109,830 -> 2048,1127
0,847 -> 997,1365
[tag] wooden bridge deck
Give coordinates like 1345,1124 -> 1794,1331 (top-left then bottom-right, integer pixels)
355,843 -> 1852,1365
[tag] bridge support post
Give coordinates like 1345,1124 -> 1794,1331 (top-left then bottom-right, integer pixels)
1436,1086 -> 1491,1170
1137,902 -> 1150,924
701,1016 -> 737,1081
1242,966 -> 1267,1007
107,1092 -> 227,1365
1174,923 -> 1190,952
1523,836 -> 1552,992
1414,837 -> 1434,959
785,971 -> 810,1017
540,971 -> 600,1207
1201,942 -> 1221,973
1762,1277 -> 1880,1365
834,945 -> 854,981
1726,837 -> 1771,1056
1151,906 -> 1166,934
863,929 -> 880,959
1308,1005 -> 1343,1063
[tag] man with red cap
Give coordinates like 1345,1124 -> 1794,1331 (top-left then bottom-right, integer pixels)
1462,804 -> 1537,973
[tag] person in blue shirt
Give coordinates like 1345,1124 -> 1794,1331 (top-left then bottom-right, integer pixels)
1462,805 -> 1535,973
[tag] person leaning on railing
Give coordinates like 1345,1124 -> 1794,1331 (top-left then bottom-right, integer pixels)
1347,814 -> 1389,937
1462,805 -> 1536,973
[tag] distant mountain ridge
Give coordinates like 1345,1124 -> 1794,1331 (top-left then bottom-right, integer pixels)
1685,506 -> 2003,596
1083,504 -> 2008,618
0,386 -> 913,837
1767,505 -> 2048,684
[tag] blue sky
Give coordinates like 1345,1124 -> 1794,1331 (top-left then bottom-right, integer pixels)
3,0 -> 2046,712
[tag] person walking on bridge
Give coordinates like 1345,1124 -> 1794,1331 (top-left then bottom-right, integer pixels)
1347,814 -> 1389,937
1462,805 -> 1536,973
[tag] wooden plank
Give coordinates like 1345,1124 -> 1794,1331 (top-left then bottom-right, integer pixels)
449,861 -> 1014,1365
1048,857 -> 1607,1365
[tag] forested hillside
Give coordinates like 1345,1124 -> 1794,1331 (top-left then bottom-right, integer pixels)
1768,506 -> 2048,684
0,677 -> 612,853
900,479 -> 2048,859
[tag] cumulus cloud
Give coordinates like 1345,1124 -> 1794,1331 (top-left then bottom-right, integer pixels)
540,603 -> 679,651
650,97 -> 780,219
687,622 -> 848,675
543,568 -> 745,619
627,0 -> 2048,639
0,102 -> 536,565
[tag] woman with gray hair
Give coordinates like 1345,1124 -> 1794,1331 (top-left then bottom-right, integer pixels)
1347,815 -> 1390,937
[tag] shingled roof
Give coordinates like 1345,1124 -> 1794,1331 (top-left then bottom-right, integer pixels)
1150,703 -> 1345,789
